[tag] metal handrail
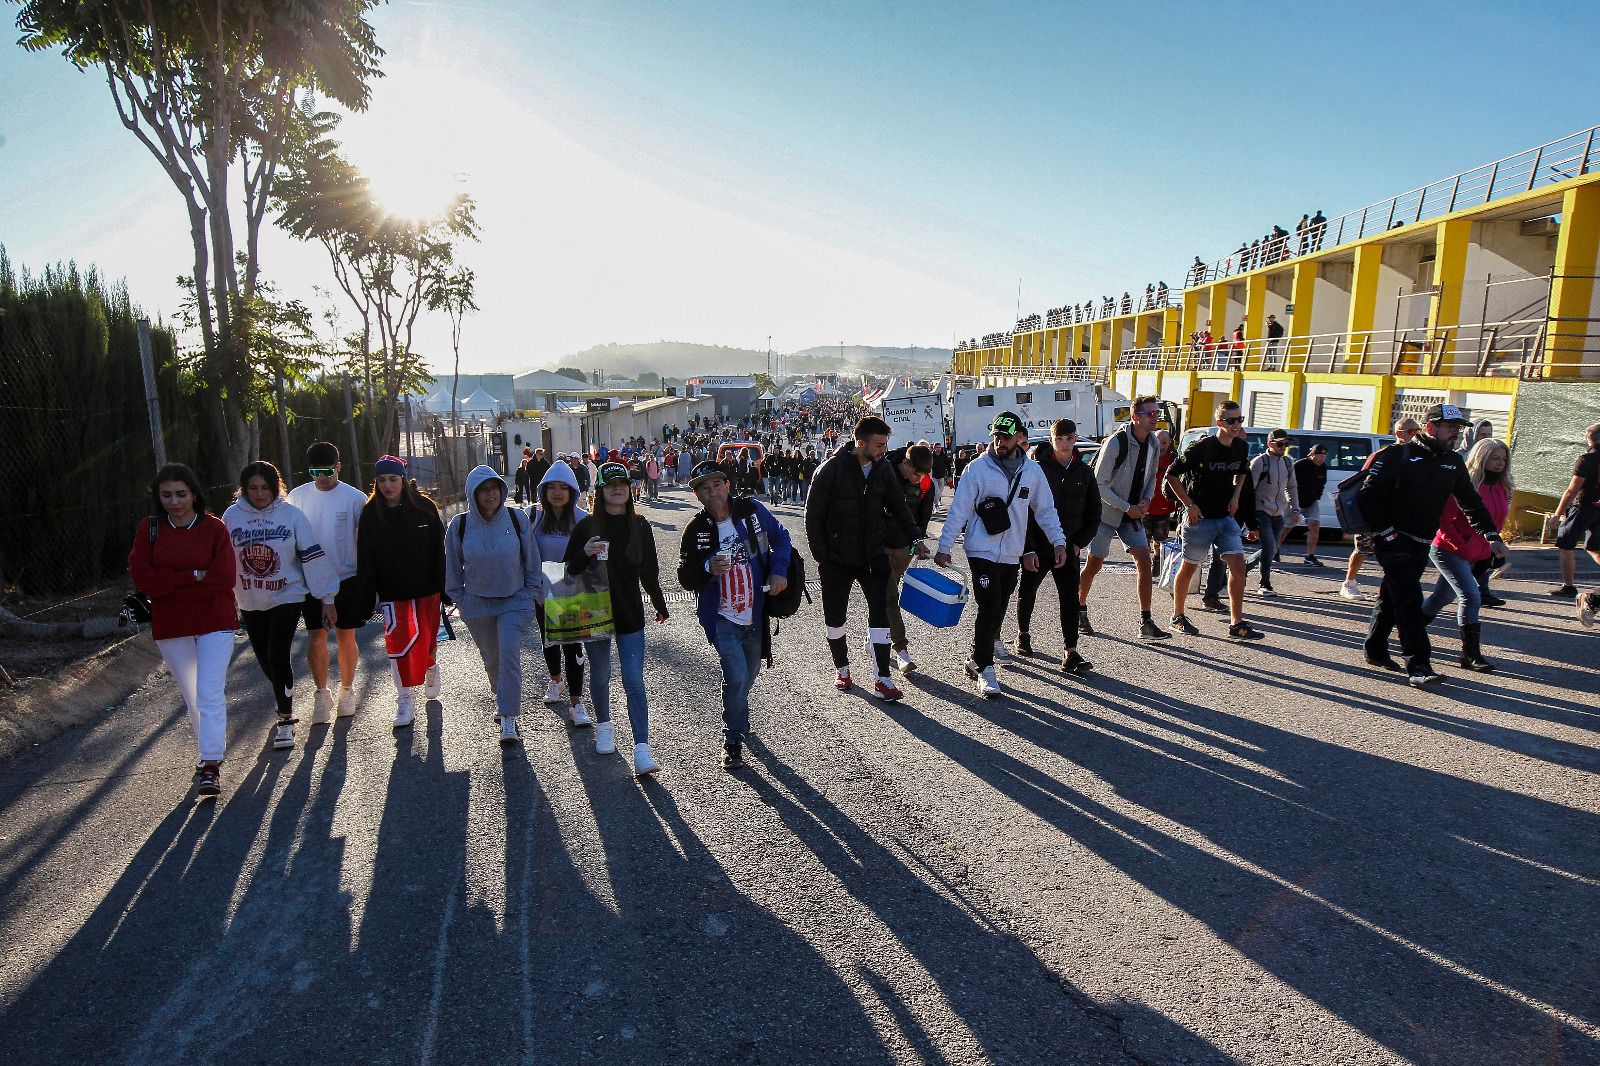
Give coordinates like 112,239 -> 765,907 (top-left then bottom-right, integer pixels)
1188,124 -> 1599,286
979,363 -> 1109,384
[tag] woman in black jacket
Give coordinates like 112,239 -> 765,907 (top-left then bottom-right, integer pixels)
357,457 -> 447,725
1015,423 -> 1101,674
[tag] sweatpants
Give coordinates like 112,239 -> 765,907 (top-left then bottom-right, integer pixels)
819,557 -> 892,676
537,604 -> 585,701
156,629 -> 234,761
462,607 -> 535,718
968,556 -> 1020,669
1017,550 -> 1081,649
240,602 -> 302,717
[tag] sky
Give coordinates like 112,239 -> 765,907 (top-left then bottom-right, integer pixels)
3,0 -> 1599,374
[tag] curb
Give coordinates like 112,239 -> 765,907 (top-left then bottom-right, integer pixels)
0,633 -> 164,762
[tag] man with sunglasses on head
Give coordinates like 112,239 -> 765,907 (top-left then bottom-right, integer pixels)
1165,401 -> 1264,640
936,412 -> 1067,698
1078,395 -> 1168,642
288,441 -> 377,723
1250,429 -> 1303,596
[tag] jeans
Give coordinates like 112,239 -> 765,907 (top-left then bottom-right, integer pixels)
969,556 -> 1020,668
1255,511 -> 1285,586
712,616 -> 762,743
240,602 -> 303,716
1017,550 -> 1081,649
1422,545 -> 1481,626
586,628 -> 649,742
157,630 -> 233,761
1365,537 -> 1433,672
462,607 -> 535,718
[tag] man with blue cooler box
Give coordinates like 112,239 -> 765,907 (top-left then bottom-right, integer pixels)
935,412 -> 1068,698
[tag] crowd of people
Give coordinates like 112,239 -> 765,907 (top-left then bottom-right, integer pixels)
1189,210 -> 1330,285
130,399 -> 1600,796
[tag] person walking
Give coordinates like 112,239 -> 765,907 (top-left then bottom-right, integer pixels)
804,415 -> 921,699
644,451 -> 662,503
1164,401 -> 1263,640
1294,443 -> 1329,565
514,447 -> 533,505
1550,422 -> 1600,600
446,465 -> 543,746
529,460 -> 591,727
223,461 -> 340,752
1419,437 -> 1512,671
1079,396 -> 1167,641
1143,430 -> 1176,546
1357,404 -> 1507,685
357,455 -> 446,728
934,412 -> 1067,698
129,463 -> 238,798
1342,418 -> 1421,599
1014,420 -> 1100,675
677,461 -> 792,770
288,442 -> 371,724
566,462 -> 669,775
1249,429 -> 1303,597
1264,315 -> 1286,370
883,444 -> 936,676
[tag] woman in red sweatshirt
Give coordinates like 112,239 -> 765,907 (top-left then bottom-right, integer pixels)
128,464 -> 238,798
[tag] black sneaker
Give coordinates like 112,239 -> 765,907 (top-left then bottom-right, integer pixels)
1228,621 -> 1264,641
1077,608 -> 1095,636
1199,596 -> 1225,613
720,742 -> 744,771
1549,585 -> 1580,600
1014,631 -> 1034,657
1479,592 -> 1507,608
196,765 -> 221,798
1364,649 -> 1404,672
1138,618 -> 1171,641
1062,651 -> 1092,675
1303,555 -> 1324,567
1169,614 -> 1199,636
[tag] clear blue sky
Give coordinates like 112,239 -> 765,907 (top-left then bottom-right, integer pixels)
3,0 -> 1598,370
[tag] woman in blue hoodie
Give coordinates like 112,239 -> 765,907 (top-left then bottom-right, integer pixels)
446,466 -> 543,746
528,460 -> 591,727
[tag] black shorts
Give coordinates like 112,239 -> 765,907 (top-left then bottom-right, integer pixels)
1555,505 -> 1600,552
302,577 -> 372,631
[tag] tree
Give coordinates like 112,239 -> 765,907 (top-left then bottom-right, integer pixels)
425,267 -> 477,425
17,1 -> 384,484
553,367 -> 588,383
275,108 -> 477,454
636,371 -> 661,387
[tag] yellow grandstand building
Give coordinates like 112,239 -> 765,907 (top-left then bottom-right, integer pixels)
952,126 -> 1600,521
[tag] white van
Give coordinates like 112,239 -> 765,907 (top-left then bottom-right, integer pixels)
1176,426 -> 1388,536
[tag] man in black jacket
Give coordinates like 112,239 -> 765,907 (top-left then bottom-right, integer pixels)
1356,403 -> 1507,685
1293,444 -> 1329,566
1015,420 -> 1101,674
805,415 -> 921,699
883,444 -> 936,674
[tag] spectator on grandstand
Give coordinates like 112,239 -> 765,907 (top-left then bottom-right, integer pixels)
1309,210 -> 1328,250
1264,314 -> 1286,370
1296,214 -> 1311,256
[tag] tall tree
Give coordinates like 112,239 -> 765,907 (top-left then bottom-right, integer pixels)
16,1 -> 383,482
426,267 -> 478,424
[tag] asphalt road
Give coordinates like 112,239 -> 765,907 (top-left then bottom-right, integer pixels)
1,490 -> 1597,1065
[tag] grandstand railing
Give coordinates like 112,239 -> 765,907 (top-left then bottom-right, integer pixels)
1189,124 -> 1600,286
979,363 -> 1109,384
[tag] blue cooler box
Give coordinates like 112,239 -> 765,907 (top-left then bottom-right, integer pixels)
900,567 -> 968,628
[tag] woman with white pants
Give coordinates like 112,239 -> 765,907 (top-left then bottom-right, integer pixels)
128,463 -> 239,799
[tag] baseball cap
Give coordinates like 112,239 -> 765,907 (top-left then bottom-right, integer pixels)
1308,443 -> 1328,455
597,462 -> 631,486
688,460 -> 730,488
991,412 -> 1025,436
1267,428 -> 1291,443
1425,403 -> 1472,426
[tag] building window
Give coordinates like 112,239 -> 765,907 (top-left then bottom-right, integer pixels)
1016,392 -> 1033,404
1055,390 -> 1071,402
978,395 -> 994,408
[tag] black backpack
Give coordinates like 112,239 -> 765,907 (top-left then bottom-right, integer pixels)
741,510 -> 808,619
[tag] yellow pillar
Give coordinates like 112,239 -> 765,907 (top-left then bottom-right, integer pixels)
1109,318 -> 1125,368
1288,260 -> 1318,367
1181,288 -> 1202,342
1373,375 -> 1396,435
1429,217 -> 1473,333
1549,182 -> 1600,375
1347,243 -> 1383,372
1089,321 -> 1105,369
1208,281 -> 1230,337
1162,307 -> 1183,348
1244,273 -> 1267,344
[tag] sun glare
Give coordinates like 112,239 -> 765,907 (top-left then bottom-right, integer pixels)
365,162 -> 464,223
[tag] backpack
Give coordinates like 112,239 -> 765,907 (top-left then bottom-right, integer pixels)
740,509 -> 808,619
1334,468 -> 1377,534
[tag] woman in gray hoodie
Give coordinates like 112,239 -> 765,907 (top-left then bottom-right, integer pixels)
527,460 -> 591,727
446,466 -> 543,746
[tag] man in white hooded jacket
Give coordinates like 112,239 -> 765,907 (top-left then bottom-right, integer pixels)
935,412 -> 1067,697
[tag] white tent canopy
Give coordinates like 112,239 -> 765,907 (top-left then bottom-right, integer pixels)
459,387 -> 503,416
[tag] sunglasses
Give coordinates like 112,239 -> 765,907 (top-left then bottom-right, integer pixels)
1220,417 -> 1244,425
1267,440 -> 1286,447
308,467 -> 336,477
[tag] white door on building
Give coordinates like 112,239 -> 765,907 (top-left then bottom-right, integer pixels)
1314,396 -> 1366,432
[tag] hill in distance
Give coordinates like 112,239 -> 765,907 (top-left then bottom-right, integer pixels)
543,341 -> 951,381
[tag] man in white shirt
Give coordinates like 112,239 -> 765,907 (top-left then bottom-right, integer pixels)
287,442 -> 372,723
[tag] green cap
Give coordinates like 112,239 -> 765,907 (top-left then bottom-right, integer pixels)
991,412 -> 1024,436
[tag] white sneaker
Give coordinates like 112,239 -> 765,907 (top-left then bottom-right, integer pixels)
892,647 -> 915,674
595,721 -> 616,755
544,678 -> 564,704
394,691 -> 415,729
569,701 -> 593,727
311,688 -> 334,725
272,719 -> 296,750
991,639 -> 1010,662
975,666 -> 1002,698
1339,581 -> 1364,601
499,716 -> 521,746
335,687 -> 356,717
423,664 -> 442,700
633,742 -> 661,776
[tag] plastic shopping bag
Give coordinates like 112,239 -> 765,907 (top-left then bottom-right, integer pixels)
541,561 -> 614,645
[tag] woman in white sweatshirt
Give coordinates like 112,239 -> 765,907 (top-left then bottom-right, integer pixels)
222,461 -> 341,752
